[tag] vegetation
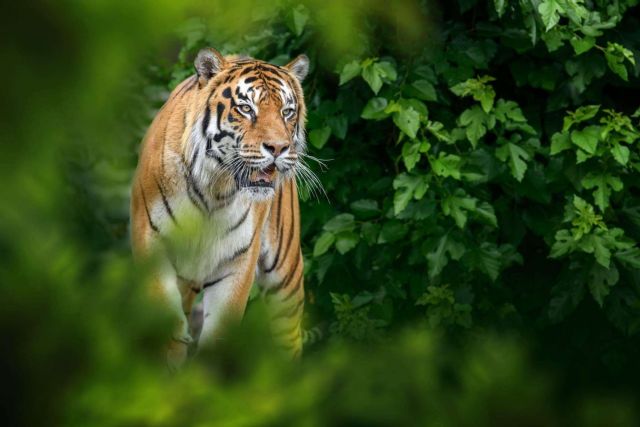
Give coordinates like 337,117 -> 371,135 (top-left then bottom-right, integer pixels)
2,0 -> 640,425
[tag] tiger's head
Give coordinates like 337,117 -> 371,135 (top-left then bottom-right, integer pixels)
188,47 -> 309,200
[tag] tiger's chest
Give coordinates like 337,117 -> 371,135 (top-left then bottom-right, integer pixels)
158,194 -> 259,284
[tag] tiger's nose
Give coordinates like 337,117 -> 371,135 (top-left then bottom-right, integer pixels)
261,141 -> 290,158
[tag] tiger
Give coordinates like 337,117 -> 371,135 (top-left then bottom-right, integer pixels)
130,47 -> 310,369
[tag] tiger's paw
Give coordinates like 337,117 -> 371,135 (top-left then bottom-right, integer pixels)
166,334 -> 193,372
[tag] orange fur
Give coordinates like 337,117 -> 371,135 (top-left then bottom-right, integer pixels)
131,48 -> 308,368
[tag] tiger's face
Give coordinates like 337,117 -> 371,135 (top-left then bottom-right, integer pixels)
192,49 -> 309,200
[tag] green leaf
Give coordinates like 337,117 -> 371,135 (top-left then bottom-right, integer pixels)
376,61 -> 398,81
478,88 -> 495,113
402,141 -> 421,171
441,189 -> 477,228
377,221 -> 408,244
550,132 -> 572,155
579,233 -> 612,268
339,60 -> 362,85
459,106 -> 488,147
309,126 -> 331,149
361,61 -> 397,94
450,76 -> 496,113
411,80 -> 437,101
550,229 -> 577,259
361,222 -> 380,246
467,242 -> 502,281
393,173 -> 429,215
287,4 -> 309,36
570,36 -> 595,55
581,173 -> 623,212
323,213 -> 356,233
611,142 -> 630,166
474,201 -> 498,227
615,247 -> 640,269
350,199 -> 380,219
335,231 -> 360,254
570,125 -> 600,154
541,27 -> 563,51
429,153 -> 462,180
361,97 -> 389,120
313,232 -> 335,257
361,63 -> 383,94
425,121 -> 451,143
393,107 -> 420,139
327,116 -> 348,140
494,99 -> 526,123
605,42 -> 635,81
424,233 -> 465,278
538,0 -> 563,31
588,264 -> 619,307
495,143 -> 530,182
563,105 -> 600,132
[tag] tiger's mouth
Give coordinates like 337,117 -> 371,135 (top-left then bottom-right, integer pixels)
245,164 -> 277,188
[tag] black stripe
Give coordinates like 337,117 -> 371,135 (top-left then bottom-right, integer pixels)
240,66 -> 258,76
205,148 -> 225,164
215,188 -> 237,201
275,184 -> 297,271
264,189 -> 285,273
272,298 -> 304,320
281,267 -> 304,302
257,63 -> 287,77
188,150 -> 209,210
139,184 -> 159,233
213,130 -> 234,142
155,177 -> 177,224
180,153 -> 209,212
202,273 -> 233,290
184,173 -> 206,212
222,229 -> 258,264
265,223 -> 284,273
212,101 -> 235,142
267,250 -> 302,295
168,75 -> 196,101
226,206 -> 251,233
202,105 -> 211,137
161,97 -> 179,174
261,73 -> 284,84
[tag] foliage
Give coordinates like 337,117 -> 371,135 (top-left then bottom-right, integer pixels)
3,0 -> 640,424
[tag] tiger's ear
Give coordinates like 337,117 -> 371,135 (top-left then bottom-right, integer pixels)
194,48 -> 226,82
285,54 -> 309,82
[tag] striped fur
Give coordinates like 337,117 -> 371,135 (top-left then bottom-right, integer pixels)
131,48 -> 309,369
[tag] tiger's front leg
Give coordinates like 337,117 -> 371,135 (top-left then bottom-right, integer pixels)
259,250 -> 305,359
198,265 -> 256,348
257,181 -> 305,359
197,207 -> 268,348
149,262 -> 194,371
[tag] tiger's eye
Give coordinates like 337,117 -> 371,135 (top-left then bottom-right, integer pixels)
240,105 -> 252,114
282,108 -> 294,117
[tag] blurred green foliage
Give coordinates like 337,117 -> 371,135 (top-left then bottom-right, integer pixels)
2,0 -> 640,425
